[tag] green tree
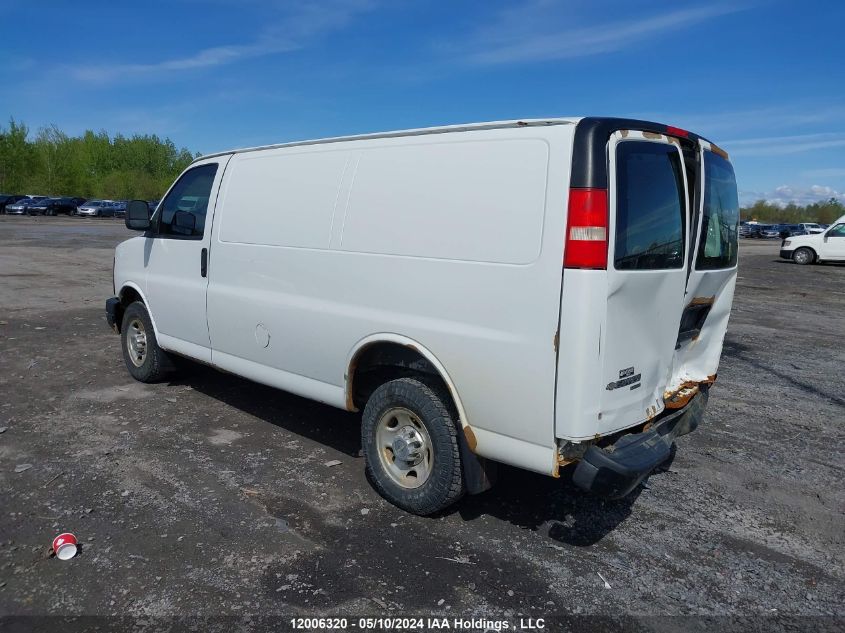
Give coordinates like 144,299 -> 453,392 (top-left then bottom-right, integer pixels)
0,118 -> 37,192
0,118 -> 196,199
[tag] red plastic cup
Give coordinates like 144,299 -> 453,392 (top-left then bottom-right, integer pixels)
52,533 -> 78,560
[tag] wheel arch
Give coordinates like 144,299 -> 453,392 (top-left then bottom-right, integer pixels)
117,282 -> 161,337
344,334 -> 470,432
794,245 -> 818,263
346,334 -> 496,495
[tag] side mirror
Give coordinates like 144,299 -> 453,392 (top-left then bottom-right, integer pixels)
126,200 -> 151,230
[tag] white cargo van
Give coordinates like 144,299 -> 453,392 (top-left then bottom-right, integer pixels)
107,118 -> 739,515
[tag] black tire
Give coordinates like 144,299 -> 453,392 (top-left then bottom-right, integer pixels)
362,377 -> 464,515
793,247 -> 816,265
120,301 -> 172,382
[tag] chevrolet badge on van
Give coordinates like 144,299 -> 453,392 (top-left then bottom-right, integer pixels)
106,118 -> 739,515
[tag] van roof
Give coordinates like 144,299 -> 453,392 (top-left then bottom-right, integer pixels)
194,118 -> 582,162
194,116 -> 720,180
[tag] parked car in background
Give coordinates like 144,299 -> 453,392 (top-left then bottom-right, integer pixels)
36,197 -> 83,215
797,222 -> 825,234
757,224 -> 781,239
780,215 -> 845,264
26,198 -> 53,215
0,194 -> 26,213
5,198 -> 42,215
777,224 -> 806,240
76,200 -> 116,217
744,224 -> 764,238
24,195 -> 48,201
112,201 -> 127,218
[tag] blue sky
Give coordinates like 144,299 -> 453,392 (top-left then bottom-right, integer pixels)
3,0 -> 843,206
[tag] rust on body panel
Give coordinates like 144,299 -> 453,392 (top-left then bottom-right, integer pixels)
688,295 -> 715,307
463,425 -> 478,452
663,375 -> 717,409
709,143 -> 730,160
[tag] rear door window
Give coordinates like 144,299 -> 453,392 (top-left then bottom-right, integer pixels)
696,151 -> 739,269
614,141 -> 686,270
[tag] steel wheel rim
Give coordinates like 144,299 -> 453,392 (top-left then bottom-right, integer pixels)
375,407 -> 433,489
126,318 -> 147,367
795,249 -> 810,264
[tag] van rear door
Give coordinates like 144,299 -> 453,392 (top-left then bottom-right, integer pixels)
664,146 -> 739,404
598,131 -> 691,432
555,120 -> 739,443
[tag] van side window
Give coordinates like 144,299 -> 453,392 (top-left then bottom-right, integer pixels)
614,142 -> 685,270
696,151 -> 739,269
826,224 -> 845,238
155,163 -> 218,239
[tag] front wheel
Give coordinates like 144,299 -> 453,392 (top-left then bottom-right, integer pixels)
120,301 -> 172,382
793,247 -> 815,265
362,377 -> 465,515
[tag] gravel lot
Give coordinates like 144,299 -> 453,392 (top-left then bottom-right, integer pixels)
0,217 -> 843,630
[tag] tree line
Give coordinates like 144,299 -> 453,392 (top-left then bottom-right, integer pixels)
0,118 -> 197,201
741,198 -> 844,224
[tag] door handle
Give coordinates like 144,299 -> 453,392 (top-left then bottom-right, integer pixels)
200,248 -> 208,277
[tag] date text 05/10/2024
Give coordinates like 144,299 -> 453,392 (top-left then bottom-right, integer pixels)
290,617 -> 546,630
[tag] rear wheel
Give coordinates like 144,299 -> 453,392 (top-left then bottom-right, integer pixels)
362,377 -> 464,515
120,301 -> 172,382
793,247 -> 815,265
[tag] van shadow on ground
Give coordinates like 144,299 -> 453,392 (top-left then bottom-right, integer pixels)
171,360 -> 660,546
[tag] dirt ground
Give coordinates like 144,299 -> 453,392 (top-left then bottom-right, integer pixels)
0,216 -> 842,630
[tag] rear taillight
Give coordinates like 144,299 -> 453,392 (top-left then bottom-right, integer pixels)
564,188 -> 608,269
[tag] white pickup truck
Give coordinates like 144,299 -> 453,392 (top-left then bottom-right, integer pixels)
106,117 -> 739,515
780,215 -> 845,264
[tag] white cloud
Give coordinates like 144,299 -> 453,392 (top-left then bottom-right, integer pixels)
67,0 -> 376,83
459,2 -> 744,65
740,184 -> 845,207
801,167 -> 845,180
636,105 -> 845,139
723,132 -> 845,157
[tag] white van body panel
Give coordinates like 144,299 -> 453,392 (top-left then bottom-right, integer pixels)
202,125 -> 575,474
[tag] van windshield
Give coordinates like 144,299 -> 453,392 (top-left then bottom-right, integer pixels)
696,151 -> 739,270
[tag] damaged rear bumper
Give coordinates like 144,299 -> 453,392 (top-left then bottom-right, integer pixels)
572,387 -> 709,499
